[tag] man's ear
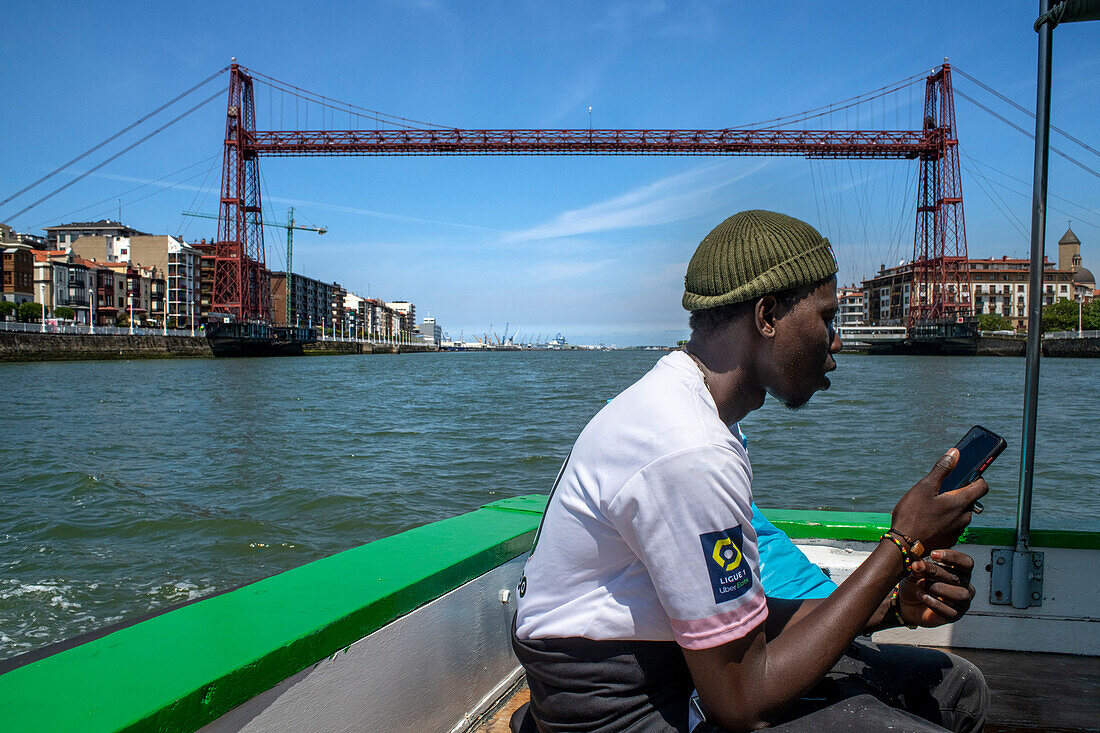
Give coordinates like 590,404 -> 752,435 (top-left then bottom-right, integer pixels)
754,296 -> 779,340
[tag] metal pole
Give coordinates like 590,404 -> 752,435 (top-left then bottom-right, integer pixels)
40,264 -> 46,333
1015,0 -> 1053,573
286,207 -> 293,326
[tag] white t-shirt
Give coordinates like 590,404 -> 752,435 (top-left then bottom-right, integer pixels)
515,350 -> 767,651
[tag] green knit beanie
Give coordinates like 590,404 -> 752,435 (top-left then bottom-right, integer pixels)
682,210 -> 838,311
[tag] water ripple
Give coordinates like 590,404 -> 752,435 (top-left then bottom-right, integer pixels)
0,351 -> 1096,658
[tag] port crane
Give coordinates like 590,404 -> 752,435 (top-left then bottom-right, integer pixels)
182,208 -> 326,323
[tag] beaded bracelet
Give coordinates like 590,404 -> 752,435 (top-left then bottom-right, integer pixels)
880,531 -> 913,574
892,530 -> 927,559
891,586 -> 918,629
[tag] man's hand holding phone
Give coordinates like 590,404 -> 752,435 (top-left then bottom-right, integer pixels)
890,448 -> 990,555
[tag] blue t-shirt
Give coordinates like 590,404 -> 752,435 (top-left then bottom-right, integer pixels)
733,423 -> 836,600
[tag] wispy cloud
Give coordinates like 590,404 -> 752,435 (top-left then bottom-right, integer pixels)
88,171 -> 499,233
504,160 -> 770,242
527,258 -> 618,283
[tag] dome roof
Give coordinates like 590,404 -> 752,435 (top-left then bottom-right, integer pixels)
1075,266 -> 1096,285
1059,228 -> 1081,245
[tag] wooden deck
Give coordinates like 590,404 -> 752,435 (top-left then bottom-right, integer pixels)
472,649 -> 1100,732
948,647 -> 1100,733
472,678 -> 529,733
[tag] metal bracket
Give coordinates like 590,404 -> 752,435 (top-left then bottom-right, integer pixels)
990,549 -> 1044,607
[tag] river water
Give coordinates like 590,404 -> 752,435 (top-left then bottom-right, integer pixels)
1,351 -> 1096,659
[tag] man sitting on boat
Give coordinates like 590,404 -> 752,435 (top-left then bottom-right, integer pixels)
512,210 -> 989,732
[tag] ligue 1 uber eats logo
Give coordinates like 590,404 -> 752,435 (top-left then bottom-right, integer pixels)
699,526 -> 752,604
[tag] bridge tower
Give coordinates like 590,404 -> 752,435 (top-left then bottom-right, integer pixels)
909,63 -> 971,326
212,62 -> 269,321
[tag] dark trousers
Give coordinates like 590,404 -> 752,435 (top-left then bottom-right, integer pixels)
698,640 -> 988,733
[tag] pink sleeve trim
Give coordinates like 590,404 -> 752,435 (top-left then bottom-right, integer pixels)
670,593 -> 768,650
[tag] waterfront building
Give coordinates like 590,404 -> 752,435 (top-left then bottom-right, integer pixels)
837,285 -> 864,328
1,223 -> 46,249
861,256 -> 1076,330
344,292 -> 367,337
93,266 -> 118,326
32,251 -> 95,324
970,256 -> 1073,329
1,242 -> 35,306
387,300 -> 416,337
69,234 -> 199,330
861,262 -> 913,325
363,298 -> 401,340
192,239 -> 215,320
329,283 -> 347,337
1057,226 -> 1096,300
268,271 -> 336,330
418,316 -> 442,347
96,262 -> 164,326
44,220 -> 148,249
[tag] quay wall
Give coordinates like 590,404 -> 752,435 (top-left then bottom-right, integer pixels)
1043,336 -> 1100,358
976,335 -> 1026,357
301,340 -> 366,356
300,342 -> 436,356
0,333 -> 440,362
0,331 -> 213,362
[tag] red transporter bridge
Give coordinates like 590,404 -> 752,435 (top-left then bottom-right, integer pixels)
211,63 -> 970,331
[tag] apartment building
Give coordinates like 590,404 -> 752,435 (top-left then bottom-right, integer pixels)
386,301 -> 416,336
68,234 -> 200,329
268,271 -> 335,329
862,263 -> 913,325
418,316 -> 442,347
44,220 -> 147,249
970,257 -> 1073,328
96,262 -> 164,326
1,222 -> 46,249
1,243 -> 35,305
94,267 -> 118,326
837,285 -> 864,328
861,256 -> 1076,330
32,251 -> 96,324
363,298 -> 401,339
329,283 -> 347,335
344,292 -> 367,337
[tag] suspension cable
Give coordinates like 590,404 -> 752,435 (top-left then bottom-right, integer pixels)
33,154 -> 220,231
4,87 -> 228,222
953,67 -> 1099,159
954,88 -> 1100,181
739,71 -> 927,129
0,67 -> 228,210
242,66 -> 455,130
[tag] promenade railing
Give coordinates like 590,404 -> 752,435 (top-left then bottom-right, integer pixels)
1044,329 -> 1100,339
0,321 -> 196,337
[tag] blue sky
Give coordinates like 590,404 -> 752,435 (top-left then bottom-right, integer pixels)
2,1 -> 1097,345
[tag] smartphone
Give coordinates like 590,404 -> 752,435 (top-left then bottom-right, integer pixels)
939,425 -> 1006,512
